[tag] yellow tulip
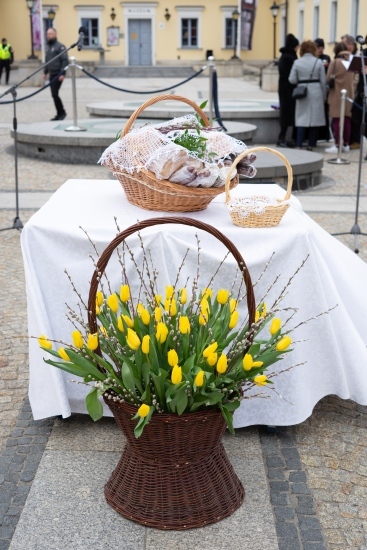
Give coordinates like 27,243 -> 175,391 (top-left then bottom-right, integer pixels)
117,316 -> 124,332
255,311 -> 260,323
107,294 -> 119,313
243,353 -> 264,371
229,310 -> 239,329
217,289 -> 229,305
270,317 -> 282,335
199,311 -> 208,325
122,315 -> 134,328
254,374 -> 268,386
142,335 -> 150,354
276,336 -> 292,351
230,298 -> 237,313
137,303 -> 144,315
216,354 -> 228,374
200,297 -> 210,312
154,307 -> 162,322
168,349 -> 179,367
194,370 -> 205,387
72,330 -> 84,349
87,333 -> 98,351
165,286 -> 174,299
99,326 -> 107,337
96,305 -> 101,315
58,348 -> 70,361
96,291 -> 104,307
164,298 -> 177,316
38,334 -> 52,350
155,294 -> 162,305
120,284 -> 130,303
156,322 -> 169,343
207,352 -> 218,367
126,328 -> 141,350
171,364 -> 182,384
203,342 -> 218,358
179,288 -> 187,304
138,403 -> 150,418
179,316 -> 190,334
140,308 -> 151,326
202,288 -> 212,300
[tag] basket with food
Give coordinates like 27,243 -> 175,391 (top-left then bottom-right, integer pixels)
99,94 -> 257,213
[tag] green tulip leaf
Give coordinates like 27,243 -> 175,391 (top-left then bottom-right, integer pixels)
85,388 -> 103,421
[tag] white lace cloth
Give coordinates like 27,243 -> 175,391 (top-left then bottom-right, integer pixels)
226,195 -> 282,218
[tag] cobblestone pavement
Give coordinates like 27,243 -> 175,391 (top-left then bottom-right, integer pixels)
1,76 -> 367,549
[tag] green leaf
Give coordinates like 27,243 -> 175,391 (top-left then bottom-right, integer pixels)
199,100 -> 208,109
133,416 -> 145,438
219,404 -> 235,435
85,388 -> 103,421
121,362 -> 136,393
66,350 -> 106,381
175,386 -> 189,415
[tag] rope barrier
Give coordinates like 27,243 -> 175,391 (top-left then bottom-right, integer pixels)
346,96 -> 363,111
77,65 -> 206,94
212,69 -> 226,131
0,71 -> 65,105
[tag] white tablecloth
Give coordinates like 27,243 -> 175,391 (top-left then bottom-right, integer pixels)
21,180 -> 367,427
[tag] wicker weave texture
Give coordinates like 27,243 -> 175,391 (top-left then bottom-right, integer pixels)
225,146 -> 293,228
105,399 -> 245,530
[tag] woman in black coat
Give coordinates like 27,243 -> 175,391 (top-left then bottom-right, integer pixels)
277,34 -> 299,147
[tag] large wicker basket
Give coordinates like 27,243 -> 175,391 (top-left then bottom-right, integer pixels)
87,217 -> 257,530
225,146 -> 293,228
114,94 -> 239,213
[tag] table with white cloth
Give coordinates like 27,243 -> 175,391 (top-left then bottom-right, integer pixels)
21,180 -> 367,428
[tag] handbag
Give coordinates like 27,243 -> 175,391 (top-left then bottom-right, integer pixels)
292,58 -> 320,100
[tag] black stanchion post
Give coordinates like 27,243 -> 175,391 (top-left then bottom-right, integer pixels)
208,56 -> 215,124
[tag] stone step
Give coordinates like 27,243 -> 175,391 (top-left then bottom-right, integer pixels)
93,65 -> 198,79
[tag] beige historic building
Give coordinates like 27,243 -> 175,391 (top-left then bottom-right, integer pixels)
0,1 -> 366,67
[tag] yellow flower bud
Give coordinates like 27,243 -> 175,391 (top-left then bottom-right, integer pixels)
202,288 -> 212,300
122,315 -> 134,328
107,294 -> 119,313
142,335 -> 150,354
229,310 -> 239,329
136,303 -> 144,315
216,354 -> 228,374
203,342 -> 218,358
230,299 -> 237,313
120,284 -> 130,303
199,311 -> 208,325
117,316 -> 124,332
255,311 -> 260,323
171,364 -> 182,384
72,330 -> 83,349
168,349 -> 179,367
206,352 -> 218,366
276,335 -> 292,351
99,326 -> 107,337
140,308 -> 151,326
96,305 -> 101,315
179,316 -> 190,334
261,303 -> 267,317
216,289 -> 229,305
156,322 -> 169,343
155,294 -> 162,305
154,307 -> 162,322
254,374 -> 268,386
270,317 -> 282,335
179,288 -> 187,304
194,370 -> 205,387
164,298 -> 177,317
165,286 -> 174,299
38,334 -> 52,350
126,328 -> 141,350
138,403 -> 150,418
243,353 -> 263,371
58,348 -> 70,361
87,333 -> 98,351
96,291 -> 104,307
200,297 -> 210,312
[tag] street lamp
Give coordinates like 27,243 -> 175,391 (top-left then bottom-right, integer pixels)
270,2 -> 280,61
47,7 -> 56,28
25,0 -> 37,59
231,8 -> 240,59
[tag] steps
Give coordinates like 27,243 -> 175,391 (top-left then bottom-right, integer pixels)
93,65 -> 199,79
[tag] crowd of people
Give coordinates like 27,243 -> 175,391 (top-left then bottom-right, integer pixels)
277,33 -> 366,152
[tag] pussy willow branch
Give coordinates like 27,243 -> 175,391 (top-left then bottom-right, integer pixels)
287,304 -> 338,334
271,255 -> 310,310
114,218 -> 135,314
252,251 -> 275,288
195,233 -> 201,291
64,269 -> 88,311
64,302 -> 86,331
80,226 -> 112,295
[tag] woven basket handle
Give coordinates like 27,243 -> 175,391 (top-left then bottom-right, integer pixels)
224,146 -> 293,204
87,217 -> 256,344
121,95 -> 211,137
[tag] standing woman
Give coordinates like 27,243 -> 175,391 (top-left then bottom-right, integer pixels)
277,33 -> 299,147
289,40 -> 327,150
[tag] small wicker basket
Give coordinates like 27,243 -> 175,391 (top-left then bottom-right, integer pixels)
225,146 -> 293,228
114,94 -> 239,213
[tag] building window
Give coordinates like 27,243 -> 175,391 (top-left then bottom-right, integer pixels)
225,18 -> 236,48
181,18 -> 197,47
298,10 -> 304,42
351,0 -> 359,37
81,17 -> 99,47
313,6 -> 319,38
330,1 -> 337,42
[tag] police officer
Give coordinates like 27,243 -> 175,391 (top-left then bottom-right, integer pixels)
43,28 -> 68,121
0,38 -> 14,85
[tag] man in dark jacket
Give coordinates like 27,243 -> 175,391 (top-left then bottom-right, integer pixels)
43,28 -> 68,121
277,34 -> 299,147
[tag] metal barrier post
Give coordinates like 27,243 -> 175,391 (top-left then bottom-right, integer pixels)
328,88 -> 350,165
65,56 -> 86,132
208,56 -> 215,123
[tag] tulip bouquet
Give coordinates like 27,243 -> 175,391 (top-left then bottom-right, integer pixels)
38,276 -> 297,438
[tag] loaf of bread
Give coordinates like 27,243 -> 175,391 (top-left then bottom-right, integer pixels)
169,164 -> 197,184
146,146 -> 189,180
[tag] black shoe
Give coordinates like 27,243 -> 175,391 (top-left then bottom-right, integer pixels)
50,115 -> 60,121
286,141 -> 295,148
306,146 -> 313,151
58,112 -> 67,120
276,140 -> 288,148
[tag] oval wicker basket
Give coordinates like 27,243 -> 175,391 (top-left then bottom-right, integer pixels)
114,94 -> 239,213
225,146 -> 293,228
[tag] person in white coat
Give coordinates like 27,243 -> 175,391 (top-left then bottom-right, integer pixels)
289,40 -> 327,150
